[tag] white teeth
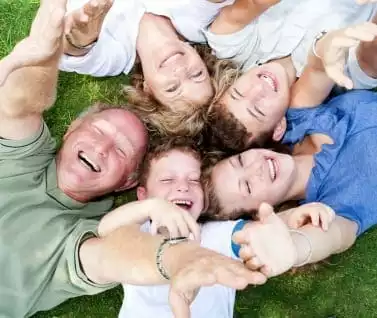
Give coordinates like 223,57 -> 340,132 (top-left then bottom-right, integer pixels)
267,159 -> 276,181
260,74 -> 276,91
78,152 -> 100,172
172,199 -> 192,207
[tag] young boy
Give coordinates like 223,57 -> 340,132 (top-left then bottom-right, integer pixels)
205,0 -> 377,151
98,136 -> 335,318
98,136 -> 241,318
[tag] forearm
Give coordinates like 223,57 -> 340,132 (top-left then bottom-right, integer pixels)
80,224 -> 201,285
210,0 -> 280,34
98,200 -> 152,237
290,65 -> 334,108
292,216 -> 357,266
0,55 -> 59,118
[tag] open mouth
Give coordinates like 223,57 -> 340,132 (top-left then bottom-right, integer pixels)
78,151 -> 101,173
171,199 -> 193,211
259,72 -> 278,92
161,52 -> 184,68
267,158 -> 277,182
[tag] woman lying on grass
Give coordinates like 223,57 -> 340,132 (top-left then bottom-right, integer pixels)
59,0 -> 231,136
205,0 -> 377,151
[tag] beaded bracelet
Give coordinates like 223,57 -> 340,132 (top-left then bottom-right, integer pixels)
156,237 -> 189,280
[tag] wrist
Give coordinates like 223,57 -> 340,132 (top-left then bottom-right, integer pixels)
231,220 -> 248,257
162,240 -> 201,278
312,30 -> 328,60
63,34 -> 96,57
290,229 -> 312,267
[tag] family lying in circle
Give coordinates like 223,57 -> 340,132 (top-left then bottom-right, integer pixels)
1,0 -> 377,317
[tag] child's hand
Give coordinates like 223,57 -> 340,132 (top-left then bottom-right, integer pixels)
287,203 -> 335,231
317,22 -> 377,89
148,199 -> 201,241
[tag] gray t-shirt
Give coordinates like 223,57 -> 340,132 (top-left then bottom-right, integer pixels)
0,122 -> 115,317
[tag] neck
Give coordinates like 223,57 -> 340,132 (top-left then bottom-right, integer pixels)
285,154 -> 314,201
59,182 -> 92,203
136,13 -> 179,56
275,56 -> 297,88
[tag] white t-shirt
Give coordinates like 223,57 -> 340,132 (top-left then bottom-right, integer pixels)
59,0 -> 234,77
118,220 -> 239,318
204,0 -> 377,76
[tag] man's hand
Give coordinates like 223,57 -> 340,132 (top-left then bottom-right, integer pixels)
64,0 -> 113,53
233,203 -> 297,277
0,0 -> 66,86
168,246 -> 267,318
317,22 -> 377,89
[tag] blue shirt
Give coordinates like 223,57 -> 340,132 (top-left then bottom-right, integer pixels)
283,90 -> 377,235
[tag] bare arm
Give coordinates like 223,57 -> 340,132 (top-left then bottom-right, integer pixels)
79,224 -> 268,318
291,215 -> 357,265
233,203 -> 358,277
278,206 -> 357,264
210,0 -> 280,35
97,201 -> 152,236
0,0 -> 66,140
98,198 -> 201,241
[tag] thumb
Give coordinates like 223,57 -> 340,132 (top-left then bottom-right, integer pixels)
257,202 -> 275,223
169,289 -> 191,318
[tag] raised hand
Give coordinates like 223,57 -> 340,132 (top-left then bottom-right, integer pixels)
287,202 -> 336,231
317,22 -> 377,89
64,0 -> 113,50
168,246 -> 267,318
148,199 -> 201,241
232,203 -> 297,277
0,0 -> 67,86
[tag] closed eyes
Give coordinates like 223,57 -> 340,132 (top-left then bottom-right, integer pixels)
230,87 -> 244,100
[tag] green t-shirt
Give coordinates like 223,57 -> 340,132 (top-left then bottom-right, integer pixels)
0,122 -> 115,317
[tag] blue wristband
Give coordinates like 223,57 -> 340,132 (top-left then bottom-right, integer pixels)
231,220 -> 247,258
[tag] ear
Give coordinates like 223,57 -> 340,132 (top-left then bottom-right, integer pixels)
63,117 -> 83,140
272,117 -> 287,141
143,80 -> 151,94
115,177 -> 139,192
136,186 -> 148,200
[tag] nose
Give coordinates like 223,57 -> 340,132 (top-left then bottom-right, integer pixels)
245,157 -> 264,179
173,64 -> 187,78
94,137 -> 113,157
176,179 -> 189,192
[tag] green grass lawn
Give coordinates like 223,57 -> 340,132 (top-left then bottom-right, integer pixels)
2,1 -> 377,317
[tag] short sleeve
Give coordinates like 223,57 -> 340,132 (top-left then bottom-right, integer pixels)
200,220 -> 239,259
0,121 -> 55,161
33,219 -> 117,314
59,0 -> 144,76
203,22 -> 259,69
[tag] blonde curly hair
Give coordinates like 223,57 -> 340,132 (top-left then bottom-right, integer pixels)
123,44 -> 218,138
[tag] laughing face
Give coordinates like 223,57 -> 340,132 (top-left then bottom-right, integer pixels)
141,41 -> 213,110
220,62 -> 291,143
210,149 -> 296,216
137,149 -> 204,221
56,108 -> 148,201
